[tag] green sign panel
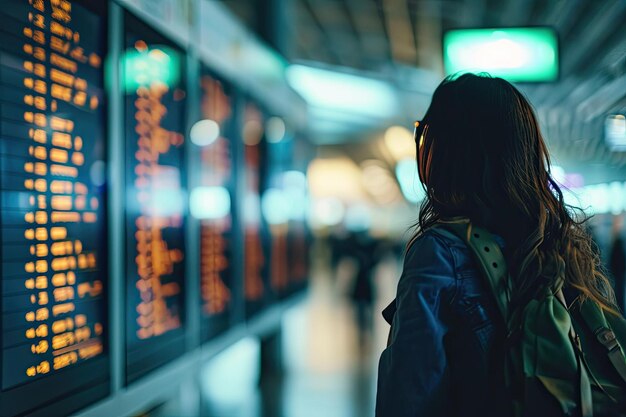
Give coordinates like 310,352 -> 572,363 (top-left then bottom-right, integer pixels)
443,27 -> 559,82
122,46 -> 181,92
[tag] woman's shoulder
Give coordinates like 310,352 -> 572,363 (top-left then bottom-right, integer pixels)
403,228 -> 460,274
407,224 -> 505,253
396,228 -> 462,304
404,224 -> 503,278
406,226 -> 467,256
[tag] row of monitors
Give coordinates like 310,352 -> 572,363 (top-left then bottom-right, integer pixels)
0,2 -> 309,416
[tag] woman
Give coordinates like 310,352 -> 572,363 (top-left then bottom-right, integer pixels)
375,73 -> 619,416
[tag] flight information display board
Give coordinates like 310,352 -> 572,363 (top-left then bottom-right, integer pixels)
197,69 -> 236,340
123,12 -> 187,384
287,221 -> 309,294
286,142 -> 311,295
265,149 -> 289,299
242,102 -> 271,317
0,0 -> 108,415
265,133 -> 309,299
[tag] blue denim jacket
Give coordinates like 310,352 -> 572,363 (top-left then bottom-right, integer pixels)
376,227 -> 511,417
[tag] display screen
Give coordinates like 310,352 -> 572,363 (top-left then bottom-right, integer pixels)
263,135 -> 309,298
443,27 -> 559,82
193,69 -> 236,340
269,224 -> 288,295
286,141 -> 311,294
123,12 -> 186,383
288,224 -> 309,292
242,103 -> 270,317
605,114 -> 626,151
264,145 -> 289,298
0,0 -> 108,414
285,168 -> 309,295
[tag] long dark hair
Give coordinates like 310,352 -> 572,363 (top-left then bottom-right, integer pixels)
416,73 -> 617,313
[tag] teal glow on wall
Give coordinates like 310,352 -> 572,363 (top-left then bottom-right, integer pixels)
443,27 -> 559,82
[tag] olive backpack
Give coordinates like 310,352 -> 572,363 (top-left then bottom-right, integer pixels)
431,220 -> 626,417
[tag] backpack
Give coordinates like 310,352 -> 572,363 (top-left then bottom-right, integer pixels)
433,220 -> 626,417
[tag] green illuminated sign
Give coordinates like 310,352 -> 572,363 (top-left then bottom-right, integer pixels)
443,27 -> 558,82
122,46 -> 180,92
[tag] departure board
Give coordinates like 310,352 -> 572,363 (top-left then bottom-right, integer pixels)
123,12 -> 186,383
268,193 -> 289,298
242,102 -> 272,317
286,169 -> 309,296
197,69 -> 236,340
288,223 -> 309,293
0,0 -> 108,415
286,142 -> 310,295
265,136 -> 308,299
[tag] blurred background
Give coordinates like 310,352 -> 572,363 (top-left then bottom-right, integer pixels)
1,0 -> 626,416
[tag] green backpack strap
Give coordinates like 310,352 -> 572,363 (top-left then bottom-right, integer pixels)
579,300 -> 626,384
435,220 -> 594,417
434,220 -> 510,321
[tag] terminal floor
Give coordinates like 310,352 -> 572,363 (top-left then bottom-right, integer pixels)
149,250 -> 400,417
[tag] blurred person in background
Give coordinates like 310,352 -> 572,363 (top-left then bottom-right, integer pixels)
376,73 -> 626,417
347,231 -> 380,349
609,215 -> 625,311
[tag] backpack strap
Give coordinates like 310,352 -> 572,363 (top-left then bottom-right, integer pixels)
436,220 -> 595,416
434,220 -> 510,321
579,300 -> 626,384
557,290 -> 594,417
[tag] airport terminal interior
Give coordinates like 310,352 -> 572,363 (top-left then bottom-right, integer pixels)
0,0 -> 625,416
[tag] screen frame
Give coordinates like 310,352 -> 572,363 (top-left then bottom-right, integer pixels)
121,8 -> 188,385
239,96 -> 276,320
195,64 -> 244,342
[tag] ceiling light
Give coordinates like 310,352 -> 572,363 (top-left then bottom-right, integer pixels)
286,65 -> 397,118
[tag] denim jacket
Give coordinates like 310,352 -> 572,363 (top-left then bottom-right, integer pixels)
375,227 -> 511,417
